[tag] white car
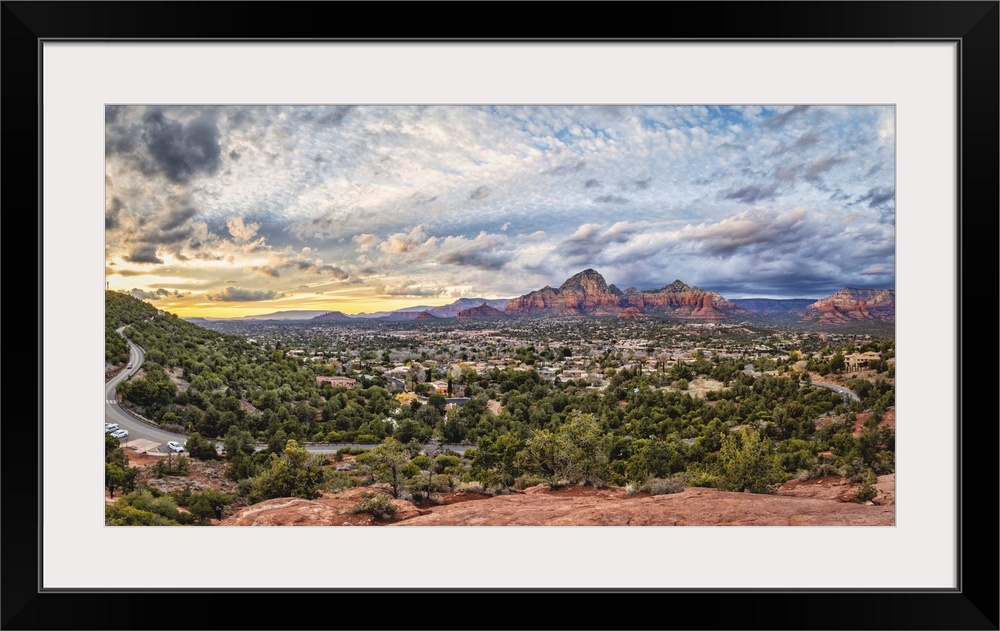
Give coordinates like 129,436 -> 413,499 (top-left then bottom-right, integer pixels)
110,429 -> 129,439
166,441 -> 185,453
127,363 -> 133,369
105,423 -> 119,433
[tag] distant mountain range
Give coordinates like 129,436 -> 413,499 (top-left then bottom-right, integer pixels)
180,271 -> 893,326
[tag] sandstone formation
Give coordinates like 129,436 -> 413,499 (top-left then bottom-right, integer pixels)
802,288 -> 895,324
504,269 -> 745,321
221,475 -> 895,527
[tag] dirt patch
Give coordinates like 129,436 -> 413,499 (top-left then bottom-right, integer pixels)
166,367 -> 190,392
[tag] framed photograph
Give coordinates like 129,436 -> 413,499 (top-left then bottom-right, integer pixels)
9,2 -> 997,629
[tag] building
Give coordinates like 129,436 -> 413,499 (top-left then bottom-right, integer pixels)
431,380 -> 449,394
315,375 -> 356,389
845,351 -> 881,373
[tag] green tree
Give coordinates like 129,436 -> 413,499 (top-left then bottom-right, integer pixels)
358,437 -> 410,498
248,440 -> 326,503
188,489 -> 234,523
470,431 -> 526,489
518,412 -> 612,487
185,431 -> 219,460
717,428 -> 785,494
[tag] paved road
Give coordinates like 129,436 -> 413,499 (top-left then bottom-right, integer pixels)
810,380 -> 860,406
105,328 -> 472,455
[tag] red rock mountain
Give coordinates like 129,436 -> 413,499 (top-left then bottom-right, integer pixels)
504,269 -> 745,321
455,303 -> 506,319
802,288 -> 895,324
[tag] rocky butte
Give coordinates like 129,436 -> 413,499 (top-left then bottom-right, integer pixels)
801,288 -> 896,324
504,269 -> 746,321
455,303 -> 507,319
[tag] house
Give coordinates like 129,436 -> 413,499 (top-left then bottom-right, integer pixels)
431,380 -> 449,394
315,375 -> 356,389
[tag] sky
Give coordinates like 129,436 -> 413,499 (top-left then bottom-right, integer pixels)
105,105 -> 895,317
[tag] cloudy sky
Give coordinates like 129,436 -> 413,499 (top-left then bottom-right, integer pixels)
105,105 -> 895,317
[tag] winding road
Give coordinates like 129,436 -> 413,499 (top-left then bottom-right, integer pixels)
105,328 -> 471,455
810,380 -> 860,406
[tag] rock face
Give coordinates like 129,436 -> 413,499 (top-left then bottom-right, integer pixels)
504,269 -> 744,321
802,288 -> 895,323
623,280 -> 740,321
456,304 -> 506,319
413,310 -> 439,321
220,475 -> 895,527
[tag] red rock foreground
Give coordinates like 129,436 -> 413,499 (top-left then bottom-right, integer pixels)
222,475 -> 894,527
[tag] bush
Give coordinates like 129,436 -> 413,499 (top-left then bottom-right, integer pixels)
641,477 -> 686,495
350,492 -> 398,520
455,481 -> 486,495
853,469 -> 878,503
325,471 -> 359,493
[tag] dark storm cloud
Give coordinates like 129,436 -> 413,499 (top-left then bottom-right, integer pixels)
105,197 -> 123,229
469,186 -> 491,200
105,124 -> 140,155
857,186 -> 895,209
105,106 -> 123,123
436,249 -> 512,271
143,109 -> 221,183
764,105 -> 810,129
594,195 -> 629,204
542,160 -> 585,176
160,207 -> 198,231
584,179 -> 601,188
206,287 -> 280,302
722,183 -> 779,204
124,245 -> 163,264
229,150 -> 241,161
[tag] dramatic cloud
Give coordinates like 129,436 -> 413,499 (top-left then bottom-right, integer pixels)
206,287 -> 280,302
142,110 -> 221,183
857,186 -> 895,209
723,183 -> 779,204
105,105 -> 895,313
124,245 -> 163,264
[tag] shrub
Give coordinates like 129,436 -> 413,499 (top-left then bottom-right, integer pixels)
455,481 -> 486,495
350,492 -> 398,520
325,471 -> 359,493
641,477 -> 686,495
853,469 -> 878,503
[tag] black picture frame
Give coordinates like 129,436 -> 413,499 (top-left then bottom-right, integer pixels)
4,2 -> 997,629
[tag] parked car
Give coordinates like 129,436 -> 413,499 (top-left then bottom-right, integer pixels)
110,429 -> 129,439
166,441 -> 185,453
127,363 -> 133,369
105,423 -> 119,433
